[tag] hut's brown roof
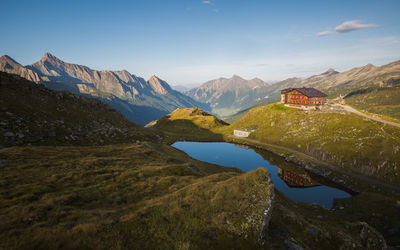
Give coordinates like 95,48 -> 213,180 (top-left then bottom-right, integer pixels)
281,87 -> 327,97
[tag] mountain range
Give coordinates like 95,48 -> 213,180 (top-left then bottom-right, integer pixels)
263,61 -> 400,98
0,53 -> 207,125
187,75 -> 271,117
188,60 -> 400,119
258,60 -> 400,119
1,53 -> 399,123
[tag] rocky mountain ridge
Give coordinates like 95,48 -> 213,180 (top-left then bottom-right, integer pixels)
265,60 -> 400,99
0,53 -> 206,125
225,60 -> 400,120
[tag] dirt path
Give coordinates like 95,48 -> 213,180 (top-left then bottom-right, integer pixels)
229,136 -> 400,191
337,104 -> 400,128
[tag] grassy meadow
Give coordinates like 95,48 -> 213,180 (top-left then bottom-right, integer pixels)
0,143 -> 274,249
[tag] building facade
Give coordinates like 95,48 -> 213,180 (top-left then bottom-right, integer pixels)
281,87 -> 327,110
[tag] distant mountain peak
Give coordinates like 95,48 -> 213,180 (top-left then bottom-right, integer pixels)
231,74 -> 243,79
149,75 -> 160,81
326,68 -> 336,73
322,68 -> 339,76
365,63 -> 376,68
148,75 -> 172,94
0,55 -> 20,65
40,52 -> 64,64
1,55 -> 15,61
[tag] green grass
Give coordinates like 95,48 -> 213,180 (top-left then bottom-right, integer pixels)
345,86 -> 400,120
0,144 -> 273,249
148,108 -> 229,142
223,103 -> 400,184
1,104 -> 398,248
149,105 -> 400,184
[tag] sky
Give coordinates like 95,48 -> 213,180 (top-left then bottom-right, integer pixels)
1,0 -> 400,86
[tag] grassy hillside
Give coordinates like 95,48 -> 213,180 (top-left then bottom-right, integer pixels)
345,86 -> 400,120
1,144 -> 390,249
147,108 -> 229,141
145,107 -> 398,247
226,104 -> 400,184
222,97 -> 280,124
0,144 -> 274,249
148,105 -> 400,185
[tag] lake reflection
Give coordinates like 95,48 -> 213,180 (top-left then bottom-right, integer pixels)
172,141 -> 351,208
278,168 -> 319,188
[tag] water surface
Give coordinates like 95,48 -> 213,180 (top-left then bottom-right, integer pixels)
172,141 -> 351,209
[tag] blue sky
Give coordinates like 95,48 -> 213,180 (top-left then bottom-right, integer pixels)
1,0 -> 400,85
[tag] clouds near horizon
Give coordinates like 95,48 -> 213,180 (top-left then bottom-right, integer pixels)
315,30 -> 332,37
335,20 -> 378,33
316,20 -> 378,37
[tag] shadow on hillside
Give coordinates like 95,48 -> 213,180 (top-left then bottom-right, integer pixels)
43,81 -> 168,126
156,118 -> 226,143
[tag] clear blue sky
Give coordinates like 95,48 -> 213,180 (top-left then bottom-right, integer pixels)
1,0 -> 400,85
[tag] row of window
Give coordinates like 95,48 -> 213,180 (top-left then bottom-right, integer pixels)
289,100 -> 324,104
289,95 -> 308,100
288,95 -> 321,101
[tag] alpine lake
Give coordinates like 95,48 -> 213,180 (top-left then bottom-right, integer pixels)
172,141 -> 352,209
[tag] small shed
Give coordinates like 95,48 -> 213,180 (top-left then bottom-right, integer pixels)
234,129 -> 251,138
